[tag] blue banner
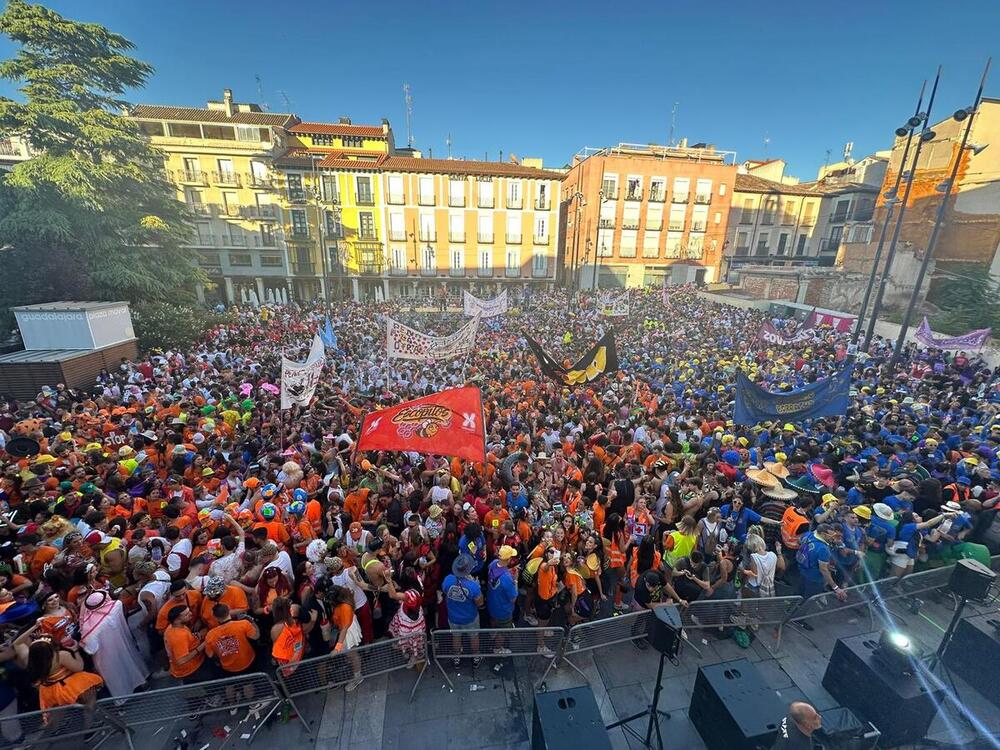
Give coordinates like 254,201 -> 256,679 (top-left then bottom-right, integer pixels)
319,316 -> 338,350
733,366 -> 852,425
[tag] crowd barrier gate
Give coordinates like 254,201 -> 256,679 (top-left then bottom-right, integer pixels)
430,626 -> 563,689
0,702 -> 127,750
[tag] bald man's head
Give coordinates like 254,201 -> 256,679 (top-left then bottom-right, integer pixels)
789,702 -> 822,734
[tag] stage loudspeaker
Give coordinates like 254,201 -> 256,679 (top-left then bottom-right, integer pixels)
948,558 -> 996,601
688,658 -> 783,750
942,614 -> 1000,708
531,687 -> 612,750
646,603 -> 682,656
816,707 -> 881,750
822,632 -> 943,747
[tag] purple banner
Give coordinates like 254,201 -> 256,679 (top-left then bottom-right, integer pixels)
915,317 -> 991,350
756,321 -> 815,346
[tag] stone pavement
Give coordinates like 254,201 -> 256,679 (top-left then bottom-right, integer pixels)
66,589 -> 1000,750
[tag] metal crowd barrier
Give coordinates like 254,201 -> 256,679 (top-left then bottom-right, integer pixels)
276,634 -> 427,710
784,577 -> 900,632
97,670 -> 299,749
0,702 -> 127,750
430,626 -> 563,689
681,595 -> 804,651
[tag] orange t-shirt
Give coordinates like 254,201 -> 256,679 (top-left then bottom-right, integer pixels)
26,546 -> 58,579
332,601 -> 354,632
537,564 -> 558,601
156,590 -> 204,632
200,586 -> 249,629
483,508 -> 510,533
204,619 -> 256,673
344,488 -> 371,524
253,520 -> 290,545
165,624 -> 203,678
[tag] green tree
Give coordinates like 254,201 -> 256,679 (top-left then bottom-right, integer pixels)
131,301 -> 228,352
0,0 -> 202,315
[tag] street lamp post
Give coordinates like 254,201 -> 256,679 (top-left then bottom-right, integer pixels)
889,59 -> 992,371
851,79 -> 926,345
862,66 -> 942,352
590,190 -> 612,291
310,155 -> 328,302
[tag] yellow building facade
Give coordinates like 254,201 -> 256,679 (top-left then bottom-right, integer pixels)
129,90 -> 299,304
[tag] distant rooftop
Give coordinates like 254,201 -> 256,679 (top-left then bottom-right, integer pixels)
574,141 -> 737,165
11,301 -> 128,312
734,173 -> 822,196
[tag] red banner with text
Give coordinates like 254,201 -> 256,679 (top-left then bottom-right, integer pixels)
356,386 -> 486,463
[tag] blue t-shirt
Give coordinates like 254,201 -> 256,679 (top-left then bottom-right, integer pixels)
507,490 -> 529,514
719,504 -> 762,542
796,532 -> 832,583
866,516 -> 896,553
441,574 -> 482,625
486,560 -> 518,620
458,533 -> 487,573
883,494 -> 913,513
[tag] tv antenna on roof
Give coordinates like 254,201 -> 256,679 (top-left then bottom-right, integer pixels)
277,90 -> 292,112
446,132 -> 452,158
254,74 -> 269,111
668,101 -> 679,146
763,132 -> 770,159
403,83 -> 414,148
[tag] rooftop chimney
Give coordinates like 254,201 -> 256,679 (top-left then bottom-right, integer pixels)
339,116 -> 352,125
223,89 -> 233,118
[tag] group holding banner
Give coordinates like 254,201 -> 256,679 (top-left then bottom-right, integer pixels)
463,290 -> 508,318
386,315 -> 481,361
280,334 -> 325,409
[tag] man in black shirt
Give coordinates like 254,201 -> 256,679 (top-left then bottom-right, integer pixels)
772,701 -> 821,749
608,464 -> 636,517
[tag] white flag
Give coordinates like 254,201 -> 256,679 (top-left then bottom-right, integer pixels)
600,292 -> 630,317
280,334 -> 325,409
387,316 -> 480,361
463,290 -> 508,318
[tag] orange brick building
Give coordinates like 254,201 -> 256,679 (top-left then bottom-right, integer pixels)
559,142 -> 737,288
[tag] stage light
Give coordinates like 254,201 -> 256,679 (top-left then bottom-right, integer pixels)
876,628 -> 915,676
885,630 -> 911,651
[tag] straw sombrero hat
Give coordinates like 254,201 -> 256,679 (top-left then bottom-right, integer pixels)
746,468 -> 781,489
764,461 -> 790,479
761,485 -> 798,501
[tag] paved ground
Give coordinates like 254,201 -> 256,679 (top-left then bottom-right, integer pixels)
22,589 -> 999,750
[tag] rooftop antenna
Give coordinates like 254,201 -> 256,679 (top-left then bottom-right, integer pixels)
446,132 -> 452,159
403,83 -> 414,148
668,101 -> 679,146
824,148 -> 832,168
254,73 -> 269,111
763,132 -> 770,159
843,141 -> 854,163
277,90 -> 292,112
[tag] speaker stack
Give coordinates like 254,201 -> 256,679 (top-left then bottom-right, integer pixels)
942,614 -> 1000,708
948,558 -> 996,601
531,687 -> 612,750
688,659 -> 784,750
822,631 -> 943,747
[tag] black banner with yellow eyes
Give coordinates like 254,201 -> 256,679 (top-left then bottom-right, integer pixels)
525,330 -> 619,386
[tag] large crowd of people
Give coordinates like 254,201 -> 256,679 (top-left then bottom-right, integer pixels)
0,284 -> 998,738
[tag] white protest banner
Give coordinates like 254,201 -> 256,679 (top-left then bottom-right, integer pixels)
387,316 -> 481,361
600,292 -> 630,317
463,290 -> 508,318
280,334 -> 325,409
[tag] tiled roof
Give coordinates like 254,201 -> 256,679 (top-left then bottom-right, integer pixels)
797,179 -> 879,195
272,149 -> 388,170
289,122 -> 386,138
381,156 -> 564,179
130,104 -> 298,128
734,173 -> 822,196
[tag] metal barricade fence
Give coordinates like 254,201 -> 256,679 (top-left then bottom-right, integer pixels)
681,595 -> 803,651
430,626 -> 563,690
784,577 -> 900,630
889,566 -> 957,600
97,670 -> 299,748
0,702 -> 127,750
276,634 -> 427,709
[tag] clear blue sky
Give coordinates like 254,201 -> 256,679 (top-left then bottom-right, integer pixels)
1,0 -> 997,178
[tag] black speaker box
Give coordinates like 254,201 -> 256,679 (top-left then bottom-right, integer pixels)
647,603 -> 683,656
822,632 -> 943,747
689,658 -> 784,750
948,558 -> 996,601
816,706 -> 881,750
531,686 -> 612,750
942,614 -> 1000,707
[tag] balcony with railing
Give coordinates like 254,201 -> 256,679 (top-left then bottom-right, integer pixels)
449,195 -> 466,208
734,245 -> 750,256
221,234 -> 247,247
286,226 -> 311,241
819,238 -> 842,252
625,189 -> 643,202
246,173 -> 272,189
506,233 -> 521,244
690,221 -> 706,232
449,232 -> 465,242
506,196 -> 523,209
291,262 -> 315,276
852,207 -> 875,222
648,187 -> 665,202
213,171 -> 241,187
477,266 -> 493,278
694,193 -> 711,205
598,218 -> 616,229
190,203 -> 213,217
449,267 -> 465,277
389,263 -> 409,276
419,230 -> 437,242
532,262 -> 548,278
829,210 -> 849,223
420,266 -> 437,277
478,197 -> 495,209
781,213 -> 797,226
602,188 -> 618,200
646,220 -> 663,231
388,229 -> 406,242
478,232 -> 494,243
387,192 -> 404,205
668,220 -> 685,231
672,192 -> 688,203
356,192 -> 375,206
222,204 -> 242,218
505,265 -> 521,278
418,193 -> 435,206
535,198 -> 550,210
241,205 -> 277,220
533,234 -> 549,245
621,220 -> 640,230
287,189 -> 307,203
177,169 -> 207,185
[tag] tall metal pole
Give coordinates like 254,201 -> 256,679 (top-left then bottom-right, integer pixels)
889,59 -> 991,371
311,155 -> 328,302
862,66 -> 942,352
851,80 -> 926,344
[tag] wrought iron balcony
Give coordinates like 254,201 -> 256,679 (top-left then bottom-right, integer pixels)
213,171 -> 241,187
